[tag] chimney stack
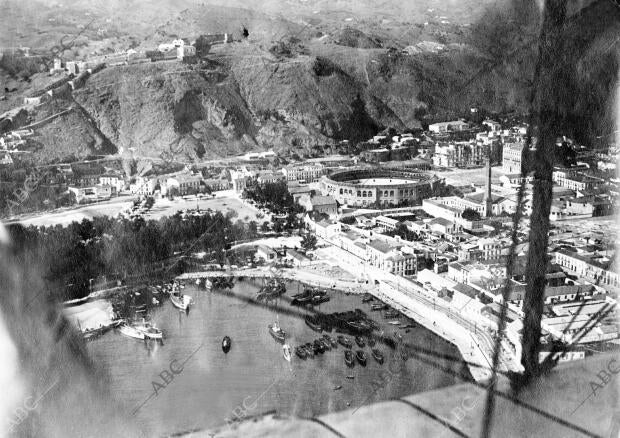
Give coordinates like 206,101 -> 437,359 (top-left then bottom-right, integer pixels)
483,145 -> 492,217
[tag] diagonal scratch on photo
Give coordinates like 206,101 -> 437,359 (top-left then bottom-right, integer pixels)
0,0 -> 619,436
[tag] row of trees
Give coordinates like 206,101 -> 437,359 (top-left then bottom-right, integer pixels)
10,211 -> 259,301
242,180 -> 304,215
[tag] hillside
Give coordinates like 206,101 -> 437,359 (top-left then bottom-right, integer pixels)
1,0 -> 618,163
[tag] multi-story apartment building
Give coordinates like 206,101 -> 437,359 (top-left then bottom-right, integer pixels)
282,164 -> 325,183
502,141 -> 526,174
366,240 -> 419,276
555,249 -> 619,289
432,141 -> 485,168
166,174 -> 203,195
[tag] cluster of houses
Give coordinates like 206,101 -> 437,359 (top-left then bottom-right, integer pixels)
306,206 -> 617,357
0,129 -> 34,164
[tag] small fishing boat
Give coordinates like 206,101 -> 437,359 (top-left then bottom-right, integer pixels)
355,336 -> 366,348
333,385 -> 342,391
304,343 -> 315,358
337,335 -> 353,349
283,344 -> 292,362
388,321 -> 401,326
268,321 -> 286,343
371,349 -> 385,364
222,336 -> 232,353
362,294 -> 373,303
319,338 -> 331,351
323,334 -> 338,349
371,303 -> 388,311
295,346 -> 307,360
205,279 -> 213,290
195,279 -> 201,285
367,337 -> 376,347
133,320 -> 163,340
170,293 -> 193,311
313,339 -> 325,354
356,350 -> 367,366
346,375 -> 355,380
118,323 -> 145,340
152,297 -> 159,305
382,336 -> 397,349
344,350 -> 355,367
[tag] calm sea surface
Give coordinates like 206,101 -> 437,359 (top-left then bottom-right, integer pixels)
87,279 -> 469,436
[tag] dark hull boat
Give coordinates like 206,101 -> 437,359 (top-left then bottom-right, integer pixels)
371,348 -> 384,364
313,339 -> 325,354
382,336 -> 397,349
355,336 -> 366,348
337,335 -> 353,349
222,336 -> 232,353
305,315 -> 323,333
323,334 -> 337,349
295,346 -> 307,359
367,337 -> 376,347
319,338 -> 331,351
312,295 -> 330,305
304,343 -> 315,358
344,350 -> 355,367
356,350 -> 367,366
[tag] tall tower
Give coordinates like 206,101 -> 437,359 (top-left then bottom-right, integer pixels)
483,145 -> 493,217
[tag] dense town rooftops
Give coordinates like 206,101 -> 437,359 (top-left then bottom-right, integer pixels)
367,239 -> 396,254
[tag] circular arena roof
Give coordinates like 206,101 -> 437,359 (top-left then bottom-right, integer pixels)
325,168 -> 435,187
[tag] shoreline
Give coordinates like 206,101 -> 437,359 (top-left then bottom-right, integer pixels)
176,268 -> 484,381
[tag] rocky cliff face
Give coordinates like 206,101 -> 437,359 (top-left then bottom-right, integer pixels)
70,47 -> 406,161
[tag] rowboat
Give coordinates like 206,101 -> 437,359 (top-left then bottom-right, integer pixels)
170,293 -> 193,311
222,336 -> 232,353
283,344 -> 292,362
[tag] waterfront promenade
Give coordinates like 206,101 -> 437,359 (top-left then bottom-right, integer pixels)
316,240 -> 522,382
176,252 -> 515,381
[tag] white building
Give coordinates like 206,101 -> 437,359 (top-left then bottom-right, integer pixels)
130,176 -> 157,195
428,120 -> 470,134
282,163 -> 325,183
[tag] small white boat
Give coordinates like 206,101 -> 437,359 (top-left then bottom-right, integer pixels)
388,321 -> 401,326
195,278 -> 201,285
118,323 -> 145,340
152,297 -> 159,305
205,279 -> 213,290
134,320 -> 163,340
283,344 -> 292,362
170,293 -> 193,311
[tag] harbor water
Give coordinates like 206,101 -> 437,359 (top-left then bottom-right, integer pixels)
87,279 -> 470,436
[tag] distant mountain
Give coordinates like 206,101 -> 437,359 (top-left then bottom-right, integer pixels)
1,0 -> 617,163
